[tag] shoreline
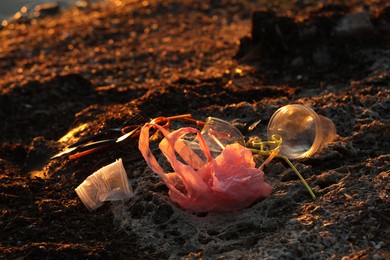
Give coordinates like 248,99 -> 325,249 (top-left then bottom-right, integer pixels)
0,0 -> 91,25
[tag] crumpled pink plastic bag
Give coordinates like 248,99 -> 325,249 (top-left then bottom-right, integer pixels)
138,123 -> 273,212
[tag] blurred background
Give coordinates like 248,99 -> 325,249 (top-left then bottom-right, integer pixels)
0,0 -> 78,21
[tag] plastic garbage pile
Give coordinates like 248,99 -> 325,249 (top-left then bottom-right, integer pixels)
73,104 -> 337,212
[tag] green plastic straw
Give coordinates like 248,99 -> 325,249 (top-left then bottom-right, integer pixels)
249,135 -> 316,200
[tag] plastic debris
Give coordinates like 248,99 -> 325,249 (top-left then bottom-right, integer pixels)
139,123 -> 272,212
75,158 -> 133,211
267,104 -> 337,159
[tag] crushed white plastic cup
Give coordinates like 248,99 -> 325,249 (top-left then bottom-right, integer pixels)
75,158 -> 133,211
201,117 -> 246,154
267,104 -> 337,159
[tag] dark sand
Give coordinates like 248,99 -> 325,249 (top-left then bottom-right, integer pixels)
0,0 -> 389,259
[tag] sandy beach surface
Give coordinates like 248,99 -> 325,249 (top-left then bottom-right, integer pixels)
0,0 -> 389,259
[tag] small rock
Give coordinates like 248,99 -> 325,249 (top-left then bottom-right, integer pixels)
34,2 -> 60,18
288,218 -> 300,225
334,11 -> 375,37
374,241 -> 384,249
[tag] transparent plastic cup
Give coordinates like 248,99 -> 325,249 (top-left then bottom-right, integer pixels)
181,117 -> 246,159
201,117 -> 246,154
267,104 -> 337,159
75,158 -> 133,211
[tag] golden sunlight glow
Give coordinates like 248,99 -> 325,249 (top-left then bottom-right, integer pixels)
14,12 -> 22,20
58,123 -> 90,143
30,170 -> 49,179
235,68 -> 243,76
114,0 -> 124,7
